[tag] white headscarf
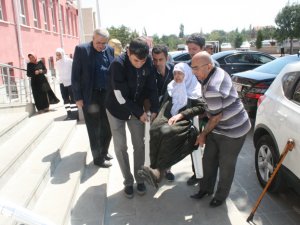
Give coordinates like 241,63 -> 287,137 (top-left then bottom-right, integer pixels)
55,48 -> 73,86
167,62 -> 202,116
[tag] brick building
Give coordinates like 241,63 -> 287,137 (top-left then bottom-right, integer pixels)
0,0 -> 80,81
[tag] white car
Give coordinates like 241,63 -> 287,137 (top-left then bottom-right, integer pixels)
221,42 -> 232,49
253,60 -> 300,193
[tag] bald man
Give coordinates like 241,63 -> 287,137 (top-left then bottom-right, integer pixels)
190,52 -> 251,207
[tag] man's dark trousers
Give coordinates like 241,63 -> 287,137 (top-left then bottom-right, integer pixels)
82,89 -> 111,162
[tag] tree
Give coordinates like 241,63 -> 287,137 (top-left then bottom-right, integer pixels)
256,30 -> 263,49
142,27 -> 148,37
107,25 -> 140,47
179,24 -> 184,38
275,3 -> 300,53
234,33 -> 243,48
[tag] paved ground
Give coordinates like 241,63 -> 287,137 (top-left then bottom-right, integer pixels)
100,126 -> 300,225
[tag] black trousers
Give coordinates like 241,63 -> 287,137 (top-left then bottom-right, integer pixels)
82,90 -> 111,161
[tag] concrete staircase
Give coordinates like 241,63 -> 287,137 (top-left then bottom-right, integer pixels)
0,104 -> 109,225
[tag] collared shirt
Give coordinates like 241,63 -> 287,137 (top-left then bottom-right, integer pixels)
94,48 -> 109,90
153,63 -> 174,104
201,67 -> 251,138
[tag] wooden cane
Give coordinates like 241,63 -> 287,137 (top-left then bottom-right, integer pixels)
247,139 -> 295,223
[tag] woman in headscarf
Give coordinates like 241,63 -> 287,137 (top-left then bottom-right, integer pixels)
55,48 -> 78,120
27,53 -> 60,113
138,62 -> 206,188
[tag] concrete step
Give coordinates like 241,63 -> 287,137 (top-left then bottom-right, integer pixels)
0,111 -> 29,143
0,121 -> 76,225
31,124 -> 89,225
69,136 -> 110,225
0,113 -> 55,188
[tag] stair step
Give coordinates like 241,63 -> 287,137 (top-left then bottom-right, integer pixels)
0,113 -> 55,188
31,124 -> 89,225
0,121 -> 76,225
0,111 -> 29,142
70,146 -> 109,225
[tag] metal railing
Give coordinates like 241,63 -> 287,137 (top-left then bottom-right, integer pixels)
0,63 -> 31,105
0,63 -> 59,106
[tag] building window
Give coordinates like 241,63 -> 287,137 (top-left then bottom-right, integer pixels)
60,5 -> 65,34
65,8 -> 70,34
50,0 -> 57,32
19,0 -> 27,25
74,14 -> 78,36
42,0 -> 49,30
0,1 -> 3,20
71,12 -> 74,35
32,0 -> 39,27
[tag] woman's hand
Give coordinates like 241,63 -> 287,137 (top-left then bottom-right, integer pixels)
168,113 -> 184,125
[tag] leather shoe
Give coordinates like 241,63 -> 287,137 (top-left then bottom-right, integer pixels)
209,198 -> 223,207
190,190 -> 212,199
93,159 -> 112,168
104,153 -> 113,161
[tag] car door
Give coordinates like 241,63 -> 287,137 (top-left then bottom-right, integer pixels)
275,72 -> 300,177
223,53 -> 251,75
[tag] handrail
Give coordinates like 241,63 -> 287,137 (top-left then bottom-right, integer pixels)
0,62 -> 31,104
0,62 -> 59,106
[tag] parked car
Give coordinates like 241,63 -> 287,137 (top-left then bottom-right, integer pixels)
253,61 -> 300,194
220,42 -> 232,49
211,50 -> 275,75
168,50 -> 190,64
231,54 -> 300,117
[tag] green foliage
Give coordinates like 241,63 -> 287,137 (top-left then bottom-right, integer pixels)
275,3 -> 300,53
107,25 -> 139,47
179,24 -> 184,38
256,30 -> 263,49
234,33 -> 243,48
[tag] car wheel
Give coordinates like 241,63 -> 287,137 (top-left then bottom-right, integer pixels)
255,135 -> 282,193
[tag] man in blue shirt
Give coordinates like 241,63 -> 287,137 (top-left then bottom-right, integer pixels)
72,28 -> 114,168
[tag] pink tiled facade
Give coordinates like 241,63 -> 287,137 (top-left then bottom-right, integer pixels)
0,0 -> 80,79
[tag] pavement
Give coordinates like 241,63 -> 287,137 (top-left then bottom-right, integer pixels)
102,127 -> 248,225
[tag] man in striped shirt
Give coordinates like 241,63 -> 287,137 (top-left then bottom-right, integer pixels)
190,51 -> 251,207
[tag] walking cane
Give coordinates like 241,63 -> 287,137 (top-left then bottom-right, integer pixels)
246,139 -> 295,223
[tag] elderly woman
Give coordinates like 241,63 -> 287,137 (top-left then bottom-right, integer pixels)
27,53 -> 59,113
138,62 -> 206,188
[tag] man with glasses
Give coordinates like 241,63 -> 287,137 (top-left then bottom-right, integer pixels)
71,28 -> 114,168
190,51 -> 251,207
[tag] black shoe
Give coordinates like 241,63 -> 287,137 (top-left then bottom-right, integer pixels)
136,183 -> 146,196
187,175 -> 199,186
165,171 -> 175,182
93,159 -> 112,168
104,153 -> 113,161
124,185 -> 134,199
209,198 -> 223,208
190,190 -> 212,199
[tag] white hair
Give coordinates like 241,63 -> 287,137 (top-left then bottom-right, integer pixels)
93,28 -> 110,39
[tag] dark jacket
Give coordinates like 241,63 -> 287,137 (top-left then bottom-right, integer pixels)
71,42 -> 114,106
105,53 -> 159,120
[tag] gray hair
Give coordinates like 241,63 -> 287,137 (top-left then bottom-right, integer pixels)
93,28 -> 110,39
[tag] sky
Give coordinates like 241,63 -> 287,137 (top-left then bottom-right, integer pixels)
82,0 -> 299,37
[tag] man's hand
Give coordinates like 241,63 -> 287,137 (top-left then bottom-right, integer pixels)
139,112 -> 148,123
76,100 -> 84,108
168,113 -> 184,125
195,132 -> 206,147
150,112 -> 157,122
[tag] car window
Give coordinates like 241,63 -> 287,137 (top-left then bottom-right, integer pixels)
225,54 -> 245,63
174,53 -> 190,61
252,54 -> 274,64
293,80 -> 300,104
282,72 -> 300,100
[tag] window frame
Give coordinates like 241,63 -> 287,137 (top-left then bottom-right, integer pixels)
42,0 -> 49,30
19,0 -> 27,25
0,0 -> 3,21
49,0 -> 57,32
32,0 -> 39,28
